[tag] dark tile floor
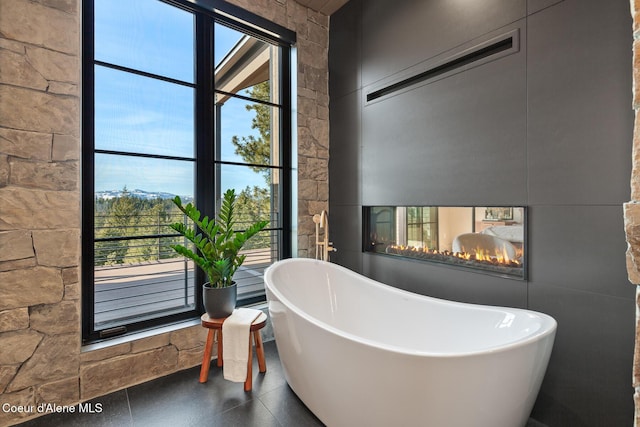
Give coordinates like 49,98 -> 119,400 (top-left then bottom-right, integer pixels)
16,339 -> 547,427
16,341 -> 324,427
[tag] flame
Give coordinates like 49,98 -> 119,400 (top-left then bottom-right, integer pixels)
387,244 -> 521,267
470,246 -> 521,265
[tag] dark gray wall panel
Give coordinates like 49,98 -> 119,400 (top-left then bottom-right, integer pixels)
328,90 -> 361,205
361,28 -> 527,206
528,205 -> 634,299
323,204 -> 362,271
363,253 -> 527,308
327,204 -> 361,254
361,0 -> 526,87
328,0 -> 361,99
331,249 -> 362,272
527,0 -> 563,15
528,283 -> 634,427
527,0 -> 633,205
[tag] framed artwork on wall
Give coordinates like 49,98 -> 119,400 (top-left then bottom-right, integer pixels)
484,207 -> 513,221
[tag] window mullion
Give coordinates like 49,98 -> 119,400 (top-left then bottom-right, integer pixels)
279,45 -> 292,258
195,14 -> 215,296
82,0 -> 97,342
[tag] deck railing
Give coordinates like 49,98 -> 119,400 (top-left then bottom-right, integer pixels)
93,213 -> 276,329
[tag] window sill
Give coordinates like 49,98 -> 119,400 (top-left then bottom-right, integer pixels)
81,301 -> 268,352
81,317 -> 201,353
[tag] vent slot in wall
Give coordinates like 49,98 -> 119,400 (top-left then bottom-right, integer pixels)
366,32 -> 517,103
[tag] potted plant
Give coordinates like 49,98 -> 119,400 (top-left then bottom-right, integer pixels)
169,188 -> 269,318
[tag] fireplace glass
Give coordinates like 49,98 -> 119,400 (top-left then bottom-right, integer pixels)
364,206 -> 526,279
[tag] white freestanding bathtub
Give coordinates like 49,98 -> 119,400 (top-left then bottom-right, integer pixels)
264,258 -> 556,427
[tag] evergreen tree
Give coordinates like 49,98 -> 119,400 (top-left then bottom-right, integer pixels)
236,186 -> 270,249
107,187 -> 140,264
95,192 -> 185,265
229,81 -> 274,252
231,81 -> 272,179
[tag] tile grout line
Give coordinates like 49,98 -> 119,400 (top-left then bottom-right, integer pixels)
257,384 -> 287,427
124,388 -> 134,427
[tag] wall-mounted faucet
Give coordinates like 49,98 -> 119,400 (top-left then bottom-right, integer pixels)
313,210 -> 336,262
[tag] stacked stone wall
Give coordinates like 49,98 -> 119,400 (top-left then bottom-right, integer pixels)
0,0 -> 328,425
627,1 -> 640,425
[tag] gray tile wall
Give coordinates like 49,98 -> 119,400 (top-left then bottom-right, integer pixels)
328,0 -> 635,425
361,20 -> 527,206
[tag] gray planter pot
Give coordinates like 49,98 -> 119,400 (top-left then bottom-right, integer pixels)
202,282 -> 237,318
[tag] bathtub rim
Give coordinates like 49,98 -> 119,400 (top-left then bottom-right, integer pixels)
264,257 -> 557,359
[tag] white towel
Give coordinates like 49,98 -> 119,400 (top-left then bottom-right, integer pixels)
222,308 -> 262,382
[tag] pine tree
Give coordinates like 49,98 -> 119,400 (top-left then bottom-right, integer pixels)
231,81 -> 272,180
236,186 -> 270,249
100,187 -> 140,264
229,81 -> 274,253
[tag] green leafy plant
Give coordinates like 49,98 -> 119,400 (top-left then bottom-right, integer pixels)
169,189 -> 269,288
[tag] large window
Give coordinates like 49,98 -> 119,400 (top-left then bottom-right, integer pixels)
82,0 -> 294,342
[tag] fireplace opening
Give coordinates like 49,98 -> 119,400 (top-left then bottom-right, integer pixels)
364,206 -> 526,279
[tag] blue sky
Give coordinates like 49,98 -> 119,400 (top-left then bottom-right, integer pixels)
93,0 -> 267,197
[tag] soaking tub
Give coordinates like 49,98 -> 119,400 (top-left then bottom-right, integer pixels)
264,258 -> 556,427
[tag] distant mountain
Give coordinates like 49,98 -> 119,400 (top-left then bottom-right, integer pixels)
95,189 -> 192,202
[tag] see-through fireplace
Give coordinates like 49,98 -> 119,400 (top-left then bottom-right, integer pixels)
364,206 -> 527,279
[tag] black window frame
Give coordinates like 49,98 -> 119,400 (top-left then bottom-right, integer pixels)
82,0 -> 295,343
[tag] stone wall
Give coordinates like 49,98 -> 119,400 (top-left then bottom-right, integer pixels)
627,1 -> 640,425
0,0 -> 328,425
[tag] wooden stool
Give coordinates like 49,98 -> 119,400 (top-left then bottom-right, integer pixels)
199,311 -> 267,391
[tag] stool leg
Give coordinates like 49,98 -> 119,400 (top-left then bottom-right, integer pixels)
244,338 -> 253,392
217,329 -> 223,367
254,331 -> 266,373
199,329 -> 215,383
